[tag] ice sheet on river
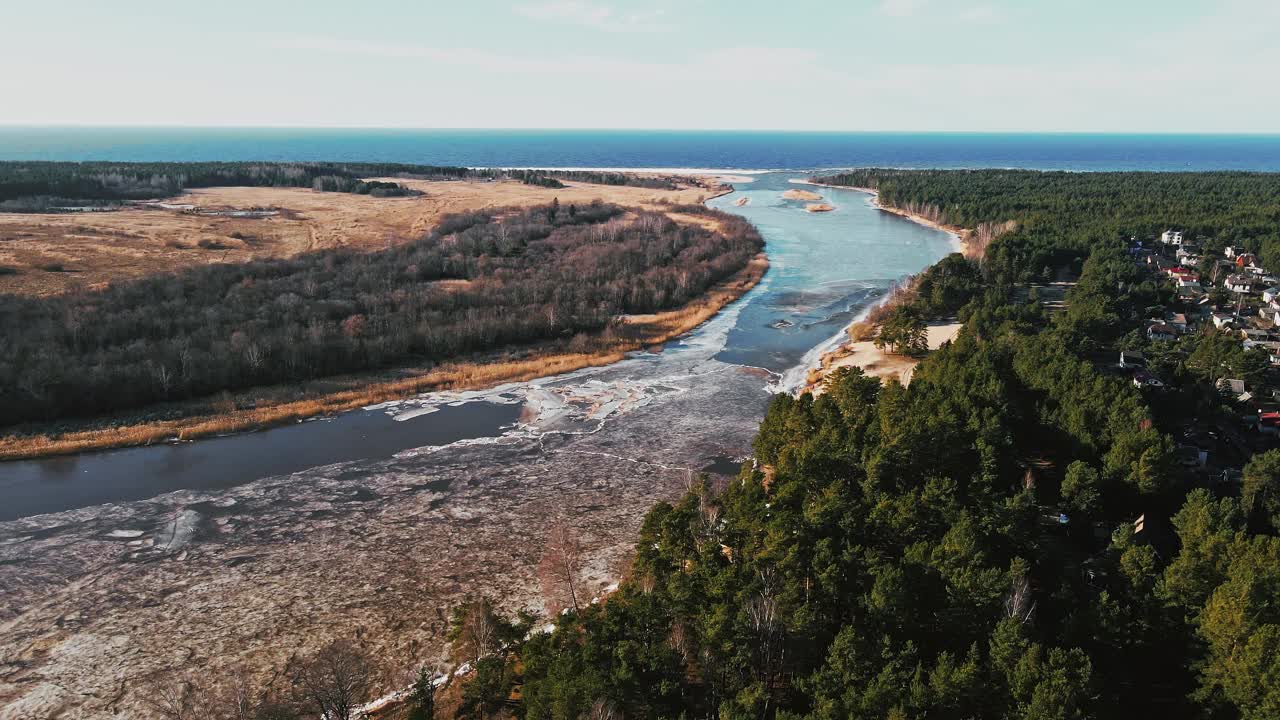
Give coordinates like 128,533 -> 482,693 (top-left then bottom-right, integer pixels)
0,283 -> 774,720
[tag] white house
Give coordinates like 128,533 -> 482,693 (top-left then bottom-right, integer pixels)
1133,370 -> 1165,388
1213,313 -> 1235,329
1226,274 -> 1258,293
1148,323 -> 1177,341
1161,230 -> 1185,246
1263,287 -> 1280,304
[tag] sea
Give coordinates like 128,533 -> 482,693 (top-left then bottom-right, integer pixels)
2,128 -> 1280,171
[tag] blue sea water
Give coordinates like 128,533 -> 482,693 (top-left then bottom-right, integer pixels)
2,128 -> 1280,171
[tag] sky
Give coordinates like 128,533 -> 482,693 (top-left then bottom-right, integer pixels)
2,0 -> 1278,132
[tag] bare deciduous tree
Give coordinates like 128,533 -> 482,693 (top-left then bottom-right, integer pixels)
537,519 -> 586,614
209,667 -> 258,720
142,675 -> 203,720
1004,563 -> 1036,625
450,600 -> 501,665
288,639 -> 375,720
588,697 -> 623,720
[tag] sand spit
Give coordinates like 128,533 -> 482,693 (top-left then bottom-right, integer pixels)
805,203 -> 835,213
781,189 -> 823,201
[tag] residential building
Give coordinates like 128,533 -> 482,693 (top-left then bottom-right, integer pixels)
1119,350 -> 1146,369
1147,323 -> 1177,341
1225,274 -> 1258,293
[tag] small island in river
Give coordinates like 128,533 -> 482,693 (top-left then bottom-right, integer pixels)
781,188 -> 823,201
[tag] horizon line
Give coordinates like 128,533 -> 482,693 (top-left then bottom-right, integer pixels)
3,124 -> 1280,137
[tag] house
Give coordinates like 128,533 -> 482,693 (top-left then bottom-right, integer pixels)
1119,350 -> 1147,369
1244,339 -> 1280,365
1225,246 -> 1239,259
1160,230 -> 1185,246
1225,274 -> 1258,293
1147,323 -> 1177,341
1236,253 -> 1259,269
1133,370 -> 1165,388
1240,327 -> 1272,342
1212,313 -> 1235,329
1218,378 -> 1248,402
1263,286 -> 1280,304
1168,313 -> 1189,333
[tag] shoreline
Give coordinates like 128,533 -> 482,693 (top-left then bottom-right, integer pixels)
791,180 -> 976,394
0,253 -> 768,461
796,179 -> 972,257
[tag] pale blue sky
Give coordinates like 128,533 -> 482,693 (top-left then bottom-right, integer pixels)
3,0 -> 1276,131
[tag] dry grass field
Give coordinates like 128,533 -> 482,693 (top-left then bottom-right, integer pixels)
0,177 -> 718,296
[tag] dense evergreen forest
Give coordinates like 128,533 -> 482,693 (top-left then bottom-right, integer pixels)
0,162 -> 682,211
420,171 -> 1280,720
821,169 -> 1280,286
0,202 -> 761,425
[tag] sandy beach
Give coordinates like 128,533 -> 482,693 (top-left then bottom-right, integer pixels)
805,320 -> 962,393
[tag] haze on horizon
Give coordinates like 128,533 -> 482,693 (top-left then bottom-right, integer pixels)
2,0 -> 1278,133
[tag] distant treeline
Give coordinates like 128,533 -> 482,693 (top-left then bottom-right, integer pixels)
0,162 -> 688,211
523,170 -> 682,190
818,169 -> 1280,284
0,201 -> 761,425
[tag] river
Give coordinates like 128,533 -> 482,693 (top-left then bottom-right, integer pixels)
0,173 -> 955,719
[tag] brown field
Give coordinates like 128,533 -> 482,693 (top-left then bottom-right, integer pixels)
0,177 -> 718,296
0,254 -> 767,460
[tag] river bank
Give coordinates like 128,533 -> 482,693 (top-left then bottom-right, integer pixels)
793,179 -> 972,255
0,253 -> 767,461
794,181 -> 981,394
